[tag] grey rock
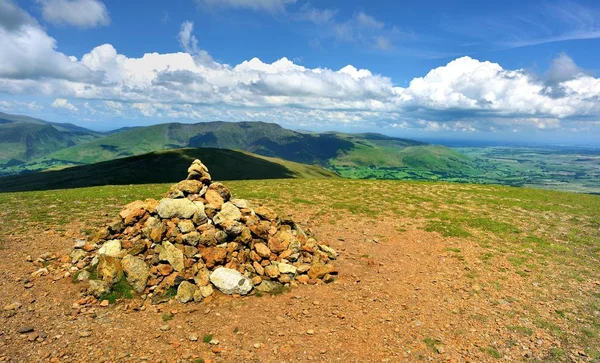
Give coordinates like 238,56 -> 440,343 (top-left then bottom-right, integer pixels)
255,280 -> 283,293
213,202 -> 241,225
98,239 -> 122,257
121,255 -> 149,293
87,280 -> 111,298
156,198 -> 201,219
230,198 -> 249,209
278,263 -> 297,275
176,281 -> 196,303
209,267 -> 252,295
319,245 -> 338,259
76,270 -> 91,282
70,249 -> 87,263
158,241 -> 184,271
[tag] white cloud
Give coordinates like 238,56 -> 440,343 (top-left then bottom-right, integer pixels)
197,0 -> 296,13
0,0 -> 102,82
51,98 -> 77,111
38,0 -> 110,28
1,3 -> 600,135
298,5 -> 398,50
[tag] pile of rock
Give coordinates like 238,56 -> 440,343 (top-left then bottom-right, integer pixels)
70,159 -> 338,304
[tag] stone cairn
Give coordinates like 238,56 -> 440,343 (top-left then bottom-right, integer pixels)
69,159 -> 338,304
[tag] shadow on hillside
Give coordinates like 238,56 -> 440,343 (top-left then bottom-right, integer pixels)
0,148 -> 298,192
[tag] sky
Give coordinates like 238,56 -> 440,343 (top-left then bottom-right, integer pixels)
1,0 -> 600,144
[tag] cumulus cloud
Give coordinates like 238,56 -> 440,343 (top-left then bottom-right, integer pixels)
1,2 -> 600,135
0,0 -> 102,82
38,0 -> 110,28
51,98 -> 78,111
197,0 -> 296,13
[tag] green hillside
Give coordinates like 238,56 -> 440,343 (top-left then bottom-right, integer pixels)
0,112 -> 102,167
31,121 -> 354,167
0,148 -> 337,192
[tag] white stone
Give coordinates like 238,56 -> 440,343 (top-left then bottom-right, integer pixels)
209,267 -> 252,295
213,202 -> 241,225
156,198 -> 200,219
98,240 -> 121,257
278,263 -> 297,275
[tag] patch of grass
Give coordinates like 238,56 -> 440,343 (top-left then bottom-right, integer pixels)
548,348 -> 566,359
165,286 -> 178,298
425,221 -> 471,238
479,346 -> 502,359
269,285 -> 290,295
162,312 -> 174,322
202,334 -> 213,343
465,217 -> 520,234
291,198 -> 315,205
507,326 -> 533,336
99,276 -> 134,304
423,338 -> 441,351
446,247 -> 461,253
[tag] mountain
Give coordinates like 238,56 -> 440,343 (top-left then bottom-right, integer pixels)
0,148 -> 338,192
0,116 -> 481,181
0,112 -> 102,167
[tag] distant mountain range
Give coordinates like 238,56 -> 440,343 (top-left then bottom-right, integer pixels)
0,112 -> 102,167
0,112 -> 482,183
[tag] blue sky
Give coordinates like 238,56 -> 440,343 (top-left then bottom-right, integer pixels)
1,0 -> 600,144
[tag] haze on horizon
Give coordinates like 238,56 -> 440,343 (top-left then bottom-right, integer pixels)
1,0 -> 600,145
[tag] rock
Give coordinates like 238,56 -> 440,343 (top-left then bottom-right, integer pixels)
160,325 -> 171,331
264,265 -> 280,278
98,239 -> 122,257
74,239 -> 86,249
178,220 -> 196,234
97,255 -> 123,283
188,334 -> 199,342
128,242 -> 146,256
230,198 -> 249,208
173,180 -> 204,195
156,198 -> 201,219
255,280 -> 283,293
194,268 -> 211,286
157,264 -> 174,276
159,241 -> 184,271
100,300 -> 109,307
70,249 -> 87,263
255,206 -> 278,221
176,281 -> 196,303
205,190 -> 224,209
18,326 -> 34,334
308,263 -> 336,280
76,270 -> 91,282
319,245 -> 338,259
119,200 -> 146,220
201,247 -> 227,269
182,232 -> 201,246
121,255 -> 149,293
79,331 -> 92,338
268,231 -> 296,254
213,202 -> 241,225
87,280 -> 111,298
209,267 -> 253,295
199,285 -> 214,298
278,263 -> 297,275
307,329 -> 314,335
3,302 -> 21,311
254,243 -> 271,259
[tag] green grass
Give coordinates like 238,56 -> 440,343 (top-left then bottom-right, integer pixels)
507,326 -> 533,336
98,276 -> 134,304
423,338 -> 442,352
479,346 -> 502,359
202,334 -> 213,343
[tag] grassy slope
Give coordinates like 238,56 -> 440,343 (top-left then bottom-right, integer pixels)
0,112 -> 102,165
0,179 -> 598,358
0,148 -> 337,192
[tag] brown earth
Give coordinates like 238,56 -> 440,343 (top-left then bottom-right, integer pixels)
0,190 -> 597,362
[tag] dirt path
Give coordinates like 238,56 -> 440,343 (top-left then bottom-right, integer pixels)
0,210 -> 591,362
